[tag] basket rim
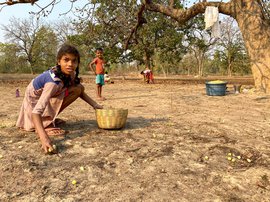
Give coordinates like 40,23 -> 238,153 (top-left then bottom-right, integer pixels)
96,108 -> 128,112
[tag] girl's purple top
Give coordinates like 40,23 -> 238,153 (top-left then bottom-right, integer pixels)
33,68 -> 61,90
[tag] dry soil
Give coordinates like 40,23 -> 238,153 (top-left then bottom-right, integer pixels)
0,76 -> 270,202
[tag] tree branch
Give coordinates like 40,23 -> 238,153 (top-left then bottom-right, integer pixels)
169,0 -> 174,9
144,1 -> 233,24
0,0 -> 38,6
126,1 -> 233,50
125,4 -> 146,50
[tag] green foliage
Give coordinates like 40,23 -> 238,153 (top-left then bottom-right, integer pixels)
208,48 -> 251,76
128,11 -> 187,73
31,26 -> 58,73
182,15 -> 215,76
0,43 -> 29,73
177,54 -> 198,75
0,18 -> 60,74
67,0 -> 139,73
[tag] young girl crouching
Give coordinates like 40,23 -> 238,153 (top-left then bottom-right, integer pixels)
16,44 -> 102,153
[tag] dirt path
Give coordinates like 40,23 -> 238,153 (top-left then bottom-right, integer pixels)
0,79 -> 269,201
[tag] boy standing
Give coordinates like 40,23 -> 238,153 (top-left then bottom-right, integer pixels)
89,48 -> 106,100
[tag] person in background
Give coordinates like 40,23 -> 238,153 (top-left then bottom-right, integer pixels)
89,48 -> 106,100
16,44 -> 103,153
104,71 -> 110,83
16,88 -> 20,97
141,66 -> 154,84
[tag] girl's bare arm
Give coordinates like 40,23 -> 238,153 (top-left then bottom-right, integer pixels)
80,91 -> 103,109
32,113 -> 53,153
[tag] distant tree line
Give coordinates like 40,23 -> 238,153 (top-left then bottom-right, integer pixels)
0,5 -> 251,77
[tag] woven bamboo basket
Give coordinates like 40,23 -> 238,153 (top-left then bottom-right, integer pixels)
96,108 -> 128,129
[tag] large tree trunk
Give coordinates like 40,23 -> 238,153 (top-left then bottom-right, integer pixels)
143,48 -> 152,69
233,0 -> 270,92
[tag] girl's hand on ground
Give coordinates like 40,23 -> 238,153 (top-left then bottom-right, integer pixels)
40,137 -> 53,153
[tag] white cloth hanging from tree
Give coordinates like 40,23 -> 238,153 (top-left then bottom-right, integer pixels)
204,6 -> 220,38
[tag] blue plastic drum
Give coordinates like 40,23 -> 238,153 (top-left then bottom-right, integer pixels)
206,81 -> 227,96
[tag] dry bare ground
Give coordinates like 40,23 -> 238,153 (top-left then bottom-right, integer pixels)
0,75 -> 270,202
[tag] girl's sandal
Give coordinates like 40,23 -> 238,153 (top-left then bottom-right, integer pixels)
45,128 -> 66,136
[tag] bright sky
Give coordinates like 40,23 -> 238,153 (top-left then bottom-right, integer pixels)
0,0 -> 89,42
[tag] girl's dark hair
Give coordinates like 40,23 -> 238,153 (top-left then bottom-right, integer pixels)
96,47 -> 103,52
55,44 -> 81,86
